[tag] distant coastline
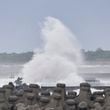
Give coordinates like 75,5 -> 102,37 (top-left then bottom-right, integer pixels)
0,48 -> 110,65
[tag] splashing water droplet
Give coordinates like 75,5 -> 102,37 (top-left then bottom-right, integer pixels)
21,17 -> 84,86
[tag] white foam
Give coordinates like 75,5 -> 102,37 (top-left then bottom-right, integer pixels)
0,78 -> 16,87
22,17 -> 83,86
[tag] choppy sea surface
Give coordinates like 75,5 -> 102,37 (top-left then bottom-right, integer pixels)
0,63 -> 110,86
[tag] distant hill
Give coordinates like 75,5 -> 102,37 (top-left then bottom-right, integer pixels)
83,48 -> 110,61
82,48 -> 110,64
0,52 -> 33,64
0,48 -> 110,64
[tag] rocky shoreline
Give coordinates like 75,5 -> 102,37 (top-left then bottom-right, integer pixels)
0,82 -> 110,110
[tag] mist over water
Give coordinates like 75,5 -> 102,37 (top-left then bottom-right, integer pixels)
22,17 -> 84,86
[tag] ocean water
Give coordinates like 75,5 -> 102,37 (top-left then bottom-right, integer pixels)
0,64 -> 23,78
0,63 -> 110,86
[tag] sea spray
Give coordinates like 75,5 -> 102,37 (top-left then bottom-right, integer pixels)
22,17 -> 84,86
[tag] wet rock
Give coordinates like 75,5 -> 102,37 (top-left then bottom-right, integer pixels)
66,91 -> 77,99
40,96 -> 50,110
78,101 -> 88,110
8,95 -> 18,110
64,99 -> 76,110
76,83 -> 91,104
49,93 -> 63,110
41,91 -> 51,97
3,85 -> 13,100
0,88 -> 8,110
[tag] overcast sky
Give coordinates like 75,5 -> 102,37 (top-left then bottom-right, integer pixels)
0,0 -> 110,52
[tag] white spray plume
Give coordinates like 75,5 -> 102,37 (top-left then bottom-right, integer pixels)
22,17 -> 84,86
